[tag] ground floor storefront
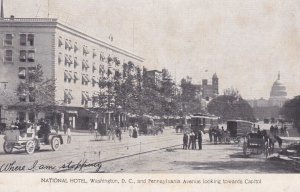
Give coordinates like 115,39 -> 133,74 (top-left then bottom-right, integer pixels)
0,106 -> 128,133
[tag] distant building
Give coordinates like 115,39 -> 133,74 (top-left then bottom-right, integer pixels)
269,72 -> 288,107
144,70 -> 162,88
201,73 -> 219,101
247,72 -> 288,120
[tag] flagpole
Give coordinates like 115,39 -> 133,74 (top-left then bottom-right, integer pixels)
133,21 -> 135,52
47,0 -> 50,18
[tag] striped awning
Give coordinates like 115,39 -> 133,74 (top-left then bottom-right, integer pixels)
82,92 -> 91,101
64,90 -> 73,100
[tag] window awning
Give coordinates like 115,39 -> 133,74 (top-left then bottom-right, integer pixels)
65,40 -> 73,50
107,68 -> 113,76
58,38 -> 63,47
82,92 -> 91,101
83,46 -> 89,54
74,44 -> 79,52
65,55 -> 69,64
64,71 -> 73,80
64,90 -> 73,100
107,56 -> 113,62
93,91 -> 100,97
18,69 -> 26,77
100,52 -> 105,61
92,76 -> 97,83
93,51 -> 97,58
68,42 -> 73,50
74,58 -> 78,66
82,74 -> 90,82
74,73 -> 79,80
99,65 -> 105,73
82,60 -> 90,68
68,56 -> 73,64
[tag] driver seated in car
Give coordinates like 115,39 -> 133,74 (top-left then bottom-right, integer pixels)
37,119 -> 51,144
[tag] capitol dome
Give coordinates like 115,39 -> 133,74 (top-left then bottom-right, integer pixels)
270,72 -> 287,98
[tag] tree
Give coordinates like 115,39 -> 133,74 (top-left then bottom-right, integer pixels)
280,96 -> 300,129
179,76 -> 203,115
16,64 -> 56,113
207,93 -> 255,122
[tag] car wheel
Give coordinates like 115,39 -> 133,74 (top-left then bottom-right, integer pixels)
3,141 -> 14,154
25,140 -> 36,154
51,137 -> 60,151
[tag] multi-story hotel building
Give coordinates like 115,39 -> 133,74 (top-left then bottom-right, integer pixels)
0,16 -> 144,130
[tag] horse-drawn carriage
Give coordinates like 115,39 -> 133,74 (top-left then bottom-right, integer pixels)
242,132 -> 272,157
129,115 -> 164,136
3,124 -> 63,154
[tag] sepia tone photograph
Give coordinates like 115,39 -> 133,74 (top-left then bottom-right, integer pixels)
0,0 -> 300,178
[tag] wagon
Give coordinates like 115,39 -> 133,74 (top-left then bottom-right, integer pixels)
227,120 -> 253,143
3,125 -> 63,154
242,132 -> 269,157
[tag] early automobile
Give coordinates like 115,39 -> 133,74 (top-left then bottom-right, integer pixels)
3,124 -> 63,154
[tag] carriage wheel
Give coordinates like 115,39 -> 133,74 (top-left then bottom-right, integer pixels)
25,140 -> 36,154
51,137 -> 61,151
3,141 -> 14,154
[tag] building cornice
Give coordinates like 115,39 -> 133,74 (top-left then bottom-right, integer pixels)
0,17 -> 144,62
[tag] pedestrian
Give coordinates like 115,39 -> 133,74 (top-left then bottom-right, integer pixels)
274,125 -> 279,136
221,126 -> 225,143
208,127 -> 213,142
88,122 -> 94,134
188,132 -> 192,149
284,126 -> 289,137
257,125 -> 261,135
270,125 -> 274,135
38,119 -> 51,144
128,124 -> 134,137
67,125 -> 72,144
107,125 -> 111,140
213,128 -> 218,144
197,130 -> 203,150
63,123 -> 68,135
183,132 -> 188,149
116,127 -> 122,142
132,125 -> 138,138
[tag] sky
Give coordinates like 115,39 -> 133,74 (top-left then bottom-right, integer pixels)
3,0 -> 300,99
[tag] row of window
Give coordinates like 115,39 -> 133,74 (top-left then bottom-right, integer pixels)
58,37 -> 121,64
64,89 -> 94,106
3,49 -> 35,63
60,53 -> 109,75
64,70 -> 106,87
18,67 -> 36,80
4,33 -> 34,46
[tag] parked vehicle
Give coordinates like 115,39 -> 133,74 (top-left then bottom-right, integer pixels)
191,114 -> 219,133
3,124 -> 63,154
227,120 -> 253,143
0,122 -> 6,134
242,132 -> 269,157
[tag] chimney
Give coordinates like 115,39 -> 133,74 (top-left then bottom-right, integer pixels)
0,0 -> 4,19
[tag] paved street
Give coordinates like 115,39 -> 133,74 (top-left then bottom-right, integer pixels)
0,127 -> 296,173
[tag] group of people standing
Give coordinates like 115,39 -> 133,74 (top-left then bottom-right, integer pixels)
128,124 -> 139,138
183,130 -> 203,150
208,126 -> 228,144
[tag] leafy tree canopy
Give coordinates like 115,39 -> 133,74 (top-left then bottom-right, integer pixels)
207,94 -> 255,122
